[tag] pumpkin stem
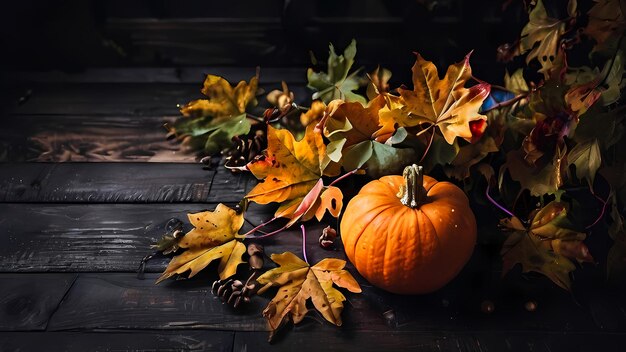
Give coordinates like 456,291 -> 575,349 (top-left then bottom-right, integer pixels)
398,164 -> 426,208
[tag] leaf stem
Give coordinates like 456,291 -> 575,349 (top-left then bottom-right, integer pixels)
243,216 -> 278,237
585,185 -> 612,230
485,181 -> 515,218
301,224 -> 309,265
329,168 -> 360,187
480,93 -> 527,114
246,113 -> 264,124
419,128 -> 435,164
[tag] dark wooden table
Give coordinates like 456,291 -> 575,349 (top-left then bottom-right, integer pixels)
1,68 -> 625,352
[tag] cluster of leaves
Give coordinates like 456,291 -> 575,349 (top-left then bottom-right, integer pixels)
155,0 -> 626,337
153,202 -> 361,341
488,0 -> 626,289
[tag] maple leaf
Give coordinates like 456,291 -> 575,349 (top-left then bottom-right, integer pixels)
500,147 -> 566,196
181,74 -> 259,118
396,52 -> 491,145
567,139 -> 601,185
518,0 -> 576,78
156,204 -> 246,283
307,39 -> 366,104
565,52 -> 625,115
273,179 -> 344,228
245,123 -> 344,222
167,74 -> 258,155
324,95 -> 389,168
501,201 -> 593,291
246,123 -> 327,204
256,252 -> 361,339
366,66 -> 392,100
585,0 -> 626,52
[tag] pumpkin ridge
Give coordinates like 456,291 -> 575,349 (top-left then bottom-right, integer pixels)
362,206 -> 398,284
344,197 -> 396,260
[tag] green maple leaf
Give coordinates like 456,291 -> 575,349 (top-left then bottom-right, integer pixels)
307,39 -> 366,104
567,139 -> 601,186
501,202 -> 593,291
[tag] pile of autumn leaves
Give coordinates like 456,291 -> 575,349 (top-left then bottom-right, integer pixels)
156,0 -> 626,338
157,41 -> 495,337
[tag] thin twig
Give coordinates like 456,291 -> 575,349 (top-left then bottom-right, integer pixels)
329,168 -> 360,187
301,224 -> 309,264
585,184 -> 613,230
486,182 -> 515,218
419,128 -> 435,164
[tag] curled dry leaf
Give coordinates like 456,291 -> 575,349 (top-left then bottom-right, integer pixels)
256,252 -> 361,340
156,204 -> 247,283
500,201 -> 593,291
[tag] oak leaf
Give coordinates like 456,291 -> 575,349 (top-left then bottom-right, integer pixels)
501,201 -> 593,291
397,52 -> 491,144
156,204 -> 246,283
307,39 -> 366,104
256,252 -> 361,338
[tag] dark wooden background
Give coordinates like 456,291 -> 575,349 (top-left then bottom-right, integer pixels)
1,1 -> 625,351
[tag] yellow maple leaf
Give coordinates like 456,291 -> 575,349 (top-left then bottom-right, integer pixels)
246,123 -> 327,205
396,53 -> 490,144
180,74 -> 258,119
256,252 -> 361,337
156,204 -> 246,283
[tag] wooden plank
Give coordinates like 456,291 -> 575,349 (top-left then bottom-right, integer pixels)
0,203 -> 302,272
6,83 -> 310,116
0,202 -> 621,333
0,331 -> 233,352
0,274 -> 76,331
0,163 -> 253,203
46,273 -> 268,331
8,67 -> 306,84
233,331 -> 626,352
0,114 -> 195,162
43,274 -> 619,335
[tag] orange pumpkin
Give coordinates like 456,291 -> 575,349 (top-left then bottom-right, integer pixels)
340,164 -> 476,294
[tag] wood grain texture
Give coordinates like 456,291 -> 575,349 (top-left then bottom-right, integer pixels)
0,201 -> 623,334
0,203 -> 309,272
8,67 -> 306,84
0,331 -> 233,352
0,274 -> 76,331
233,331 -> 626,352
0,163 -> 253,203
43,272 -> 626,334
7,83 -> 309,116
0,114 -> 194,162
47,273 -> 269,331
